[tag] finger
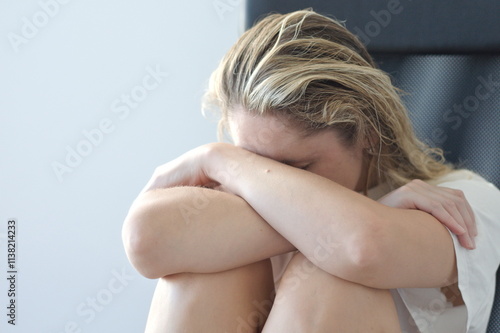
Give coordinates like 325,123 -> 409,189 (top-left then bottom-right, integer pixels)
425,202 -> 467,236
413,182 -> 474,248
411,181 -> 470,235
408,181 -> 468,236
437,187 -> 476,238
457,233 -> 476,250
457,190 -> 477,237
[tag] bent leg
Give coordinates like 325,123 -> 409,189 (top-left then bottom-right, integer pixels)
263,253 -> 401,333
145,259 -> 274,333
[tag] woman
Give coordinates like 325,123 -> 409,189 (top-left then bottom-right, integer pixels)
122,10 -> 500,332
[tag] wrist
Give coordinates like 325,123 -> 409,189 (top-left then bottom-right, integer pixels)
205,142 -> 245,192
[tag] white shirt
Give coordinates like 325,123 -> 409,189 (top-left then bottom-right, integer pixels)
270,170 -> 500,333
394,170 -> 500,333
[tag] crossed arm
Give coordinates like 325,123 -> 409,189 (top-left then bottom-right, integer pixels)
122,143 -> 476,289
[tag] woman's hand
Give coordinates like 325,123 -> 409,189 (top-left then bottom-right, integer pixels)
140,143 -> 242,194
378,179 -> 477,249
141,144 -> 216,193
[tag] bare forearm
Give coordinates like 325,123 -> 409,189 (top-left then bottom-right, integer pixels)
122,186 -> 294,278
205,144 -> 376,277
205,143 -> 456,288
129,143 -> 458,288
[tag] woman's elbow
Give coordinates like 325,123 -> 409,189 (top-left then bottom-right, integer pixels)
121,203 -> 178,279
326,218 -> 388,287
122,215 -> 156,278
346,235 -> 384,286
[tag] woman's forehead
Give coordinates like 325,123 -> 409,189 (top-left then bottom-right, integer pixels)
227,111 -> 346,162
229,112 -> 296,145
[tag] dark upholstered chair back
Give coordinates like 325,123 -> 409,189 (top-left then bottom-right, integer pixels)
244,1 -> 500,330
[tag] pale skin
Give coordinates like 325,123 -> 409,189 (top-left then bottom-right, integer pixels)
122,110 -> 477,332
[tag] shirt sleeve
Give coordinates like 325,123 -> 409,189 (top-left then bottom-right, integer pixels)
438,177 -> 500,332
395,174 -> 500,333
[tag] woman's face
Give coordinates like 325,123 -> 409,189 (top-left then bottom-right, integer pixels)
228,110 -> 369,192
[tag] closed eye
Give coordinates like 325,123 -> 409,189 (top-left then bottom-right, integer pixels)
297,164 -> 311,170
279,159 -> 314,171
284,162 -> 311,170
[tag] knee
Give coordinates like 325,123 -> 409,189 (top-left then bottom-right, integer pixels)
160,259 -> 276,310
273,252 -> 321,298
274,252 -> 394,306
155,260 -> 275,333
264,253 -> 400,332
163,259 -> 274,295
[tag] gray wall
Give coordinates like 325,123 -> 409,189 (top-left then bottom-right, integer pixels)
0,0 -> 242,331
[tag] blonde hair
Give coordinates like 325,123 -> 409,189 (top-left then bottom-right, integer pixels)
204,9 -> 452,189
